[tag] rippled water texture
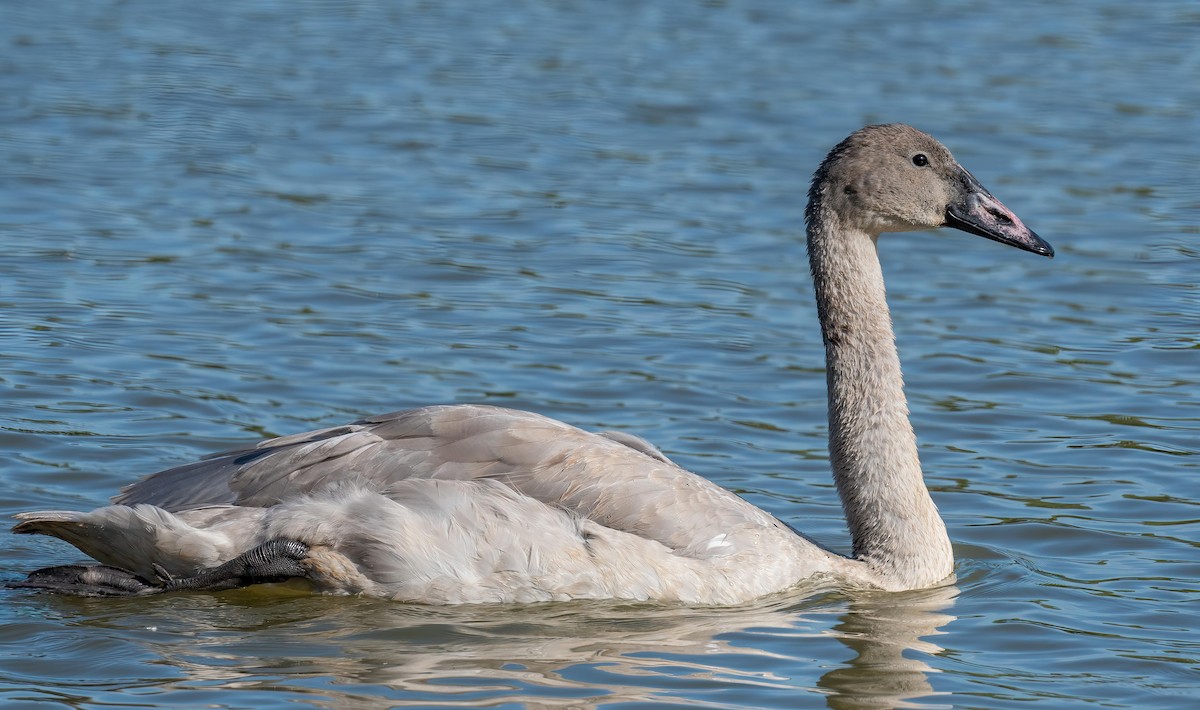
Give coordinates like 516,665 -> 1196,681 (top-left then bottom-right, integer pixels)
2,0 -> 1197,707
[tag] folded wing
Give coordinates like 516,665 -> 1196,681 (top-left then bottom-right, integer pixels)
115,404 -> 789,558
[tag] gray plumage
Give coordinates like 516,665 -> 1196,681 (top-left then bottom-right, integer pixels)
13,124 -> 1052,604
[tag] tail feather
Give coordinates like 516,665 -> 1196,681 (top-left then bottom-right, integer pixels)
13,510 -> 88,537
12,505 -> 247,579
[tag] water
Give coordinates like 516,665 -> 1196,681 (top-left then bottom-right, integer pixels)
1,0 -> 1196,706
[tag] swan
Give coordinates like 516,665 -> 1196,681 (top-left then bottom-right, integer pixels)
11,124 -> 1053,604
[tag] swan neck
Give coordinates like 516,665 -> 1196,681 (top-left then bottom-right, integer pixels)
806,205 -> 953,588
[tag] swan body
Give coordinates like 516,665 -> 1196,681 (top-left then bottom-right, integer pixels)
12,124 -> 1052,604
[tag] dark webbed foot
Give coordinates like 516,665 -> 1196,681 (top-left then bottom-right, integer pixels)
159,539 -> 311,592
10,539 -> 311,597
8,564 -> 159,597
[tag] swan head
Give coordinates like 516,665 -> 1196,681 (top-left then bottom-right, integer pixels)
807,124 -> 1053,258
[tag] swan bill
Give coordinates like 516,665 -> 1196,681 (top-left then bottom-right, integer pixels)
945,172 -> 1054,258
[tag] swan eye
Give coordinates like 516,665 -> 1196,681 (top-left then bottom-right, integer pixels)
912,153 -> 929,167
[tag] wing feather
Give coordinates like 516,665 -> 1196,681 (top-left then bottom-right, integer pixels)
115,404 -> 786,557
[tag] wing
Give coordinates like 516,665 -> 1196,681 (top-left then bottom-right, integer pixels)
114,404 -> 787,557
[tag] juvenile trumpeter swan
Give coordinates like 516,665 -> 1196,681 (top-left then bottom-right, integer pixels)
12,124 -> 1052,604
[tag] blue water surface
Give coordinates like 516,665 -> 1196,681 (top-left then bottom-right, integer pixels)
1,1 -> 1197,707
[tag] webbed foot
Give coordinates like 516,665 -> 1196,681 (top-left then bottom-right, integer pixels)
159,538 -> 310,592
10,539 -> 311,596
8,564 -> 159,596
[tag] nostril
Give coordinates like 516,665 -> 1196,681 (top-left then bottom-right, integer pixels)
988,207 -> 1013,224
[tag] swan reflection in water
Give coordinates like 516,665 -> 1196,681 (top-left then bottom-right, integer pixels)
48,583 -> 956,707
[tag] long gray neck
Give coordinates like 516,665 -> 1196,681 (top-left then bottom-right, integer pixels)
806,206 -> 953,588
